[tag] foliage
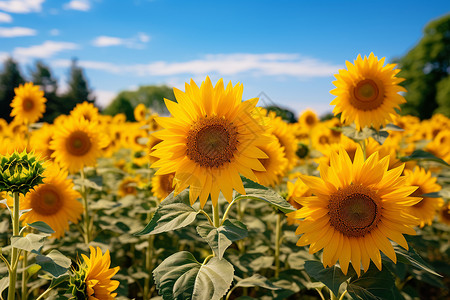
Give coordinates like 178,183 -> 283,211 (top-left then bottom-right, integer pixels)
0,57 -> 25,122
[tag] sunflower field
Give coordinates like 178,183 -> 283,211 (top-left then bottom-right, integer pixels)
0,53 -> 449,300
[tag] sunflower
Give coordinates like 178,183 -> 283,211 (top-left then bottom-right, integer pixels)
134,103 -> 147,122
438,203 -> 450,226
19,164 -> 83,238
10,82 -> 46,124
286,180 -> 312,225
254,135 -> 288,187
30,124 -> 55,160
299,109 -> 319,129
0,118 -> 8,134
404,167 -> 444,228
424,130 -> 450,164
71,101 -> 99,124
311,124 -> 340,154
118,176 -> 140,198
151,77 -> 268,207
50,117 -> 107,173
287,145 -> 420,276
330,53 -> 406,130
151,173 -> 175,201
73,246 -> 120,299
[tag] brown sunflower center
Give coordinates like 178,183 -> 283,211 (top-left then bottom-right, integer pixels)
31,185 -> 63,215
328,185 -> 381,237
66,130 -> 92,156
22,98 -> 34,111
186,116 -> 238,168
160,173 -> 175,195
319,135 -> 329,144
441,206 -> 450,221
305,115 -> 316,126
351,79 -> 384,111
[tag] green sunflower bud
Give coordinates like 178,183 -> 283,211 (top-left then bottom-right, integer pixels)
0,150 -> 45,195
68,263 -> 87,300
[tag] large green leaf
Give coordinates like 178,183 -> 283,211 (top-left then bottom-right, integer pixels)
153,251 -> 234,300
134,190 -> 199,236
11,233 -> 46,252
234,274 -> 281,290
392,245 -> 441,277
36,250 -> 71,278
304,260 -> 354,297
239,177 -> 295,213
400,150 -> 450,167
347,264 -> 401,300
27,221 -> 55,234
197,219 -> 248,259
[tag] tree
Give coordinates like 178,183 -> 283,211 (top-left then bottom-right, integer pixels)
265,105 -> 297,123
395,14 -> 450,119
0,57 -> 25,122
104,85 -> 174,121
29,61 -> 60,122
63,58 -> 95,113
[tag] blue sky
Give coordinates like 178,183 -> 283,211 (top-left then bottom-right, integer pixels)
0,0 -> 449,116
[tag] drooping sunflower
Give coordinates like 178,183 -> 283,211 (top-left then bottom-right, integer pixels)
151,77 -> 268,207
404,167 -> 444,228
70,246 -> 120,299
287,145 -> 420,276
330,53 -> 406,130
71,101 -> 99,124
10,82 -> 47,124
19,164 -> 83,238
151,172 -> 175,201
254,134 -> 288,187
50,117 -> 107,173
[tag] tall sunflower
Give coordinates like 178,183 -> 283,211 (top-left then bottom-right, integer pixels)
10,82 -> 46,124
19,164 -> 83,238
254,134 -> 288,187
287,146 -> 420,276
151,77 -> 268,207
50,117 -> 107,173
71,101 -> 99,124
404,167 -> 444,228
299,109 -> 319,129
330,53 -> 406,130
151,173 -> 175,201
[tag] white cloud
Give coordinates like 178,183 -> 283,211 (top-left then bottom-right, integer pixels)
92,33 -> 151,48
94,90 -> 117,108
0,12 -> 12,23
64,0 -> 90,11
0,26 -> 36,37
49,29 -> 60,36
0,51 -> 9,63
0,0 -> 45,13
53,53 -> 342,78
13,40 -> 78,61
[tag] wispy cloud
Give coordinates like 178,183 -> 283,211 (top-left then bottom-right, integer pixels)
0,26 -> 36,37
13,40 -> 78,61
49,28 -> 60,36
0,12 -> 12,23
94,90 -> 117,108
53,53 -> 342,78
92,32 -> 151,49
64,0 -> 90,11
0,0 -> 45,13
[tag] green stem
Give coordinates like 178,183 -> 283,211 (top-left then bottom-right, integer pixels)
338,290 -> 348,300
220,198 -> 238,226
199,210 -> 214,226
143,211 -> 155,300
315,288 -> 326,300
80,169 -> 91,244
8,192 -> 20,300
22,251 -> 28,300
274,213 -> 282,278
330,287 -> 339,300
212,202 -> 220,228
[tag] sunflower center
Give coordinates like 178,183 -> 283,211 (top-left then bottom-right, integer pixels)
186,116 -> 238,168
305,115 -> 316,126
160,173 -> 175,195
319,135 -> 329,144
351,79 -> 384,111
66,130 -> 92,156
31,186 -> 63,215
328,185 -> 381,237
22,98 -> 34,111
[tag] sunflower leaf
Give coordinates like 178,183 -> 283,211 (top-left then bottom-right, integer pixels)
399,150 -> 450,167
393,245 -> 442,277
134,190 -> 199,236
380,124 -> 404,132
341,125 -> 389,145
197,219 -> 248,259
26,264 -> 42,277
234,274 -> 282,290
27,221 -> 55,234
304,260 -> 354,297
153,251 -> 234,300
36,250 -> 71,278
239,177 -> 295,213
0,277 -> 9,295
11,233 -> 46,253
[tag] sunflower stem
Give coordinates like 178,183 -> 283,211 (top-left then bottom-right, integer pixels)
274,213 -> 282,278
22,251 -> 28,300
143,211 -> 155,300
80,168 -> 91,244
212,202 -> 220,228
338,290 -> 348,300
329,287 -> 339,300
8,192 -> 20,300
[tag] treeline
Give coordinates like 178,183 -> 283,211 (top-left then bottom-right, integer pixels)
0,58 -> 95,123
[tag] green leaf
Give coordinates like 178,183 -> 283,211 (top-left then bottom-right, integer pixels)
234,274 -> 282,290
74,177 -> 103,191
27,221 -> 55,234
239,177 -> 295,213
49,274 -> 70,289
197,219 -> 248,259
393,245 -> 441,277
26,264 -> 42,277
153,251 -> 234,300
304,260 -> 354,297
11,233 -> 46,252
381,124 -> 404,132
400,150 -> 450,167
341,125 -> 389,145
134,190 -> 199,236
0,277 -> 9,295
36,250 -> 71,278
347,264 -> 401,300
420,192 -> 441,198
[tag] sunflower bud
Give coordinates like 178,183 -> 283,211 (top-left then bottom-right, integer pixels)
0,150 -> 45,195
68,263 -> 87,300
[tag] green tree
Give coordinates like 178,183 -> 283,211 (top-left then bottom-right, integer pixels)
29,61 -> 61,123
104,85 -> 174,121
62,58 -> 95,113
0,57 -> 25,122
265,105 -> 297,123
395,14 -> 450,119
